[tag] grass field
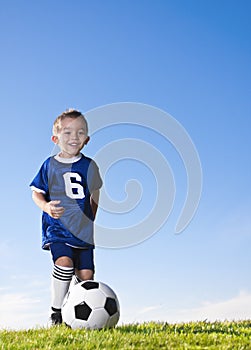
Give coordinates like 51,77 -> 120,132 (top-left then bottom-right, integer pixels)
0,321 -> 251,349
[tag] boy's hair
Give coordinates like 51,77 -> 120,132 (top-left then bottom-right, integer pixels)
53,109 -> 88,135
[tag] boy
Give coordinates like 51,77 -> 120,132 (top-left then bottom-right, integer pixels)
30,109 -> 102,326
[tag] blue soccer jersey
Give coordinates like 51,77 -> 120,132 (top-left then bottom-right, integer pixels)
30,153 -> 102,250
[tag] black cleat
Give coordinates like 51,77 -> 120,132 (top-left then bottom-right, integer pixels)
48,312 -> 62,327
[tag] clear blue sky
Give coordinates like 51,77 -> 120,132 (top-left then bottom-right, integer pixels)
0,0 -> 250,329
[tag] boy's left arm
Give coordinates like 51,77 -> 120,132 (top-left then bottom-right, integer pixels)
90,189 -> 100,220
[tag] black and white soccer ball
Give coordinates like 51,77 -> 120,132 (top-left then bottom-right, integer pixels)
62,280 -> 120,329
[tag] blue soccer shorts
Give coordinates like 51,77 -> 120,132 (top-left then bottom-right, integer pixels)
50,242 -> 95,272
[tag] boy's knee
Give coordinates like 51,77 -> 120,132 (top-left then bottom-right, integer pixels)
55,256 -> 73,267
76,269 -> 94,281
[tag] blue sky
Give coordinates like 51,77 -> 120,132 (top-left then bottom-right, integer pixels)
0,0 -> 250,329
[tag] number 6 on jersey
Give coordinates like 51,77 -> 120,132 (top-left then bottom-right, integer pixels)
63,172 -> 85,199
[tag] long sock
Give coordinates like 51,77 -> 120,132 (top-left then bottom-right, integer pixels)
68,275 -> 82,294
51,265 -> 74,311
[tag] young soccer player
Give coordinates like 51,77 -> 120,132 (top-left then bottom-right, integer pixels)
30,109 -> 102,326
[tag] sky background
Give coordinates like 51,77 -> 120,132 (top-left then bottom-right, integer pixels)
0,0 -> 250,329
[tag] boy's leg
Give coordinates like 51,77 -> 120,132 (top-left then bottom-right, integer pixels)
51,260 -> 74,309
74,247 -> 95,282
49,243 -> 75,325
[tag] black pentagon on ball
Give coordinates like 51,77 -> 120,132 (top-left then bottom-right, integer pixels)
81,281 -> 99,290
75,302 -> 92,320
104,297 -> 118,316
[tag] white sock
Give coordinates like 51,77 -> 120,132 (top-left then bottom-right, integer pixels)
68,275 -> 82,294
51,265 -> 74,311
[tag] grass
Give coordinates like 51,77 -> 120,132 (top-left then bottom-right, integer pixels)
0,321 -> 251,349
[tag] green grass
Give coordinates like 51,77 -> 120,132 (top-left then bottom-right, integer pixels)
0,321 -> 251,349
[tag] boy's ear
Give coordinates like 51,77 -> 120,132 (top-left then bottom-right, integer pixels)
51,135 -> 58,144
84,136 -> 90,145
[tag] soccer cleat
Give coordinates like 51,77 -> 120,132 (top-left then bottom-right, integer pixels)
48,311 -> 62,327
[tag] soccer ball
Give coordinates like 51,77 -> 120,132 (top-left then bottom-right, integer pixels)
62,280 -> 120,329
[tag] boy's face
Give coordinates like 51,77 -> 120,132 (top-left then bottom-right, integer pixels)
52,117 -> 89,158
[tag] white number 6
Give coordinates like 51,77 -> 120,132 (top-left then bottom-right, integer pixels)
63,172 -> 85,199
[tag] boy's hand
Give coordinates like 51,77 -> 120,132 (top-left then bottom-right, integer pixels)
44,200 -> 65,219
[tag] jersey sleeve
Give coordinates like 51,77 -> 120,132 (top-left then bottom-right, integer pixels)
87,160 -> 103,193
30,159 -> 49,195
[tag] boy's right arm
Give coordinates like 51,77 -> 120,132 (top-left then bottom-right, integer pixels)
32,191 -> 65,219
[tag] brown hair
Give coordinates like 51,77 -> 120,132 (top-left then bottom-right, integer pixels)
53,109 -> 88,135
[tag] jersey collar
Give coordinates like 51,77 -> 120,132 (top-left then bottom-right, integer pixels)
54,153 -> 83,164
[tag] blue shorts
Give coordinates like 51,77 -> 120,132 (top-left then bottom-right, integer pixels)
50,242 -> 95,272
